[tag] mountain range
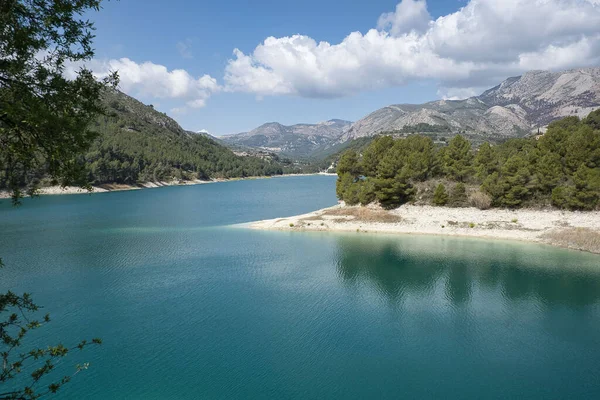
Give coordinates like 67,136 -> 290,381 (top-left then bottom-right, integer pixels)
221,67 -> 600,158
341,67 -> 600,142
221,119 -> 352,158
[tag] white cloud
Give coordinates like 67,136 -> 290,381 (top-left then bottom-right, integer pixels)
224,0 -> 600,99
377,0 -> 431,36
69,58 -> 221,112
437,87 -> 483,101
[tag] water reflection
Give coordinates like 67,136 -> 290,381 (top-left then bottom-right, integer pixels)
335,234 -> 600,309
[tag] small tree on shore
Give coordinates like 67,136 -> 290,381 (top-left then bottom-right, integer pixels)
433,183 -> 449,206
449,183 -> 468,207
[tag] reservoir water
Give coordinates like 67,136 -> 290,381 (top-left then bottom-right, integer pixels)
1,175 -> 600,399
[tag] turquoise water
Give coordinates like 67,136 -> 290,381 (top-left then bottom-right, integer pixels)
1,175 -> 600,399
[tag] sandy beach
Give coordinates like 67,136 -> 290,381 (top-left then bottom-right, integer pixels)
246,203 -> 600,254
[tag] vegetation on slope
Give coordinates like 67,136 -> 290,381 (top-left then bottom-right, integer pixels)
83,90 -> 290,184
336,111 -> 600,211
1,90 -> 294,192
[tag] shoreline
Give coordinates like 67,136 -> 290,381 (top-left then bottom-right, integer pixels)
0,173 -> 336,199
244,204 -> 600,255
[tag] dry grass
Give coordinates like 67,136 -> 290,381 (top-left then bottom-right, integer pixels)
98,183 -> 137,191
542,228 -> 600,254
469,191 -> 493,210
318,207 -> 403,223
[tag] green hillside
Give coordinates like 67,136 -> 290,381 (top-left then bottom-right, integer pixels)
83,90 -> 289,184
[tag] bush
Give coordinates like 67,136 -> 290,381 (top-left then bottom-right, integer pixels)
468,190 -> 492,210
432,183 -> 449,206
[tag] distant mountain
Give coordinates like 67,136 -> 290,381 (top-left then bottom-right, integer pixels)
339,67 -> 600,142
221,119 -> 352,158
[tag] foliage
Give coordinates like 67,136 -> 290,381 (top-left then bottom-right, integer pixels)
78,90 -> 287,184
1,1 -> 112,398
432,184 -> 449,206
336,150 -> 361,177
439,135 -> 473,182
449,183 -> 468,207
0,289 -> 101,400
335,110 -> 600,210
361,136 -> 393,176
0,0 -> 118,204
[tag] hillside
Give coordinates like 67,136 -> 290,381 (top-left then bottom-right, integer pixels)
339,67 -> 600,142
221,119 -> 351,158
83,90 -> 289,184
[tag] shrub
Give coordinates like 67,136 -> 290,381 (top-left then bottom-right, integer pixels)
468,190 -> 492,210
432,183 -> 449,206
289,223 -> 294,227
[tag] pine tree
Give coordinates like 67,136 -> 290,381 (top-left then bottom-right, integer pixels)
449,183 -> 468,207
441,135 -> 474,182
474,142 -> 497,180
433,183 -> 449,206
337,150 -> 361,177
361,136 -> 394,177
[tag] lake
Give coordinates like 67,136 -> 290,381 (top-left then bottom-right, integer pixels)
1,175 -> 600,399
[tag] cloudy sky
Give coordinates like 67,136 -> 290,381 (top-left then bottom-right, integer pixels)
86,0 -> 600,135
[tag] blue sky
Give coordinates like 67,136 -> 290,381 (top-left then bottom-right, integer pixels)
85,0 -> 600,135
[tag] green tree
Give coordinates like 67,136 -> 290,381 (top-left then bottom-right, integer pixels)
432,183 -> 449,206
336,150 -> 361,177
583,109 -> 600,131
0,0 -> 118,204
534,151 -> 564,194
401,135 -> 436,181
482,154 -> 532,207
373,143 -> 414,208
361,136 -> 393,177
336,150 -> 362,202
552,166 -> 600,210
564,124 -> 600,174
374,175 -> 414,209
440,135 -> 473,182
474,142 -> 497,180
357,179 -> 376,206
449,183 -> 468,207
336,172 -> 356,204
1,1 -> 113,398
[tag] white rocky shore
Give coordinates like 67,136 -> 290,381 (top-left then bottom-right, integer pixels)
246,203 -> 600,254
0,180 -> 213,198
0,173 -> 336,199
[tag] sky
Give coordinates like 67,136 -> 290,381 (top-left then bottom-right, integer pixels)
83,0 -> 600,135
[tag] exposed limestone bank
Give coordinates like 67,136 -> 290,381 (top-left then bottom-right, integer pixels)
245,204 -> 600,255
0,180 -> 211,198
0,173 -> 336,199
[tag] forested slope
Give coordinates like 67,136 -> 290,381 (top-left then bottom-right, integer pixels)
336,110 -> 600,211
83,90 -> 288,184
